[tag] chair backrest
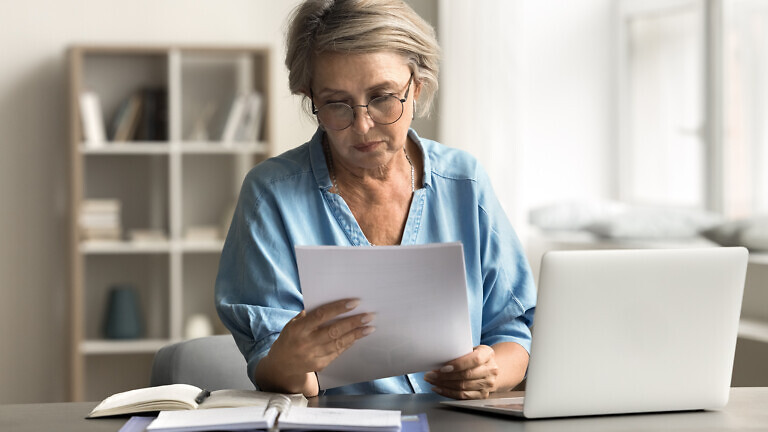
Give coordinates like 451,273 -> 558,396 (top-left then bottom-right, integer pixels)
150,335 -> 255,390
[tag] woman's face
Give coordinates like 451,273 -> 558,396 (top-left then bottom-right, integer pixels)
311,51 -> 420,171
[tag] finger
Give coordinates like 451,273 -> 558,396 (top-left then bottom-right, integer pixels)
425,364 -> 492,383
315,313 -> 375,344
431,385 -> 491,400
315,325 -> 376,358
303,298 -> 361,330
434,345 -> 494,375
429,375 -> 496,392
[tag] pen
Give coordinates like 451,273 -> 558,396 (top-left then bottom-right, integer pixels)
194,389 -> 211,404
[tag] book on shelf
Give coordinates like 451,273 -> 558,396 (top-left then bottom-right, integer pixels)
128,229 -> 168,243
79,91 -> 107,146
81,227 -> 122,241
136,87 -> 168,141
184,225 -> 221,242
111,94 -> 143,142
220,93 -> 248,144
87,383 -> 308,418
235,91 -> 264,142
220,91 -> 263,145
80,199 -> 122,241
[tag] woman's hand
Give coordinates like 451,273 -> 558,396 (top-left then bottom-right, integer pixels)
424,345 -> 501,399
255,298 -> 375,396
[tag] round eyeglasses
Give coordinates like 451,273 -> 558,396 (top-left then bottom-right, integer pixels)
311,75 -> 413,131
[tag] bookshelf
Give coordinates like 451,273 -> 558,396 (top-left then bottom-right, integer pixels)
68,45 -> 271,401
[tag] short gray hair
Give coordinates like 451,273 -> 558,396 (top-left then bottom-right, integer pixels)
285,0 -> 440,117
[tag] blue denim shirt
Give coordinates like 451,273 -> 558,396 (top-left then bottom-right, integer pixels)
215,128 -> 536,395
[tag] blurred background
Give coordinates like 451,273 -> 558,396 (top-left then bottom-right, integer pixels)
1,0 -> 766,403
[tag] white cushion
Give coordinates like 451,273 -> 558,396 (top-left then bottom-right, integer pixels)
584,206 -> 723,239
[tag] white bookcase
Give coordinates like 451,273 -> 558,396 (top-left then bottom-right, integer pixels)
68,45 -> 271,401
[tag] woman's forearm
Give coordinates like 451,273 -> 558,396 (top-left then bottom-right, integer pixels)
491,342 -> 529,392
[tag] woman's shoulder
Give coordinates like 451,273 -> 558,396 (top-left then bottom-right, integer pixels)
414,132 -> 483,182
243,142 -> 313,187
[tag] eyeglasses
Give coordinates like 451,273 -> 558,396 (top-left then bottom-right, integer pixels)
311,74 -> 413,131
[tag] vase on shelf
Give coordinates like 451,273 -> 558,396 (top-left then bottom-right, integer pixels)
103,284 -> 143,339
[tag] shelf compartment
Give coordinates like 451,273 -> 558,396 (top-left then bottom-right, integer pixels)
80,52 -> 168,143
83,154 -> 170,242
179,50 -> 269,144
84,254 -> 170,341
180,154 -> 250,244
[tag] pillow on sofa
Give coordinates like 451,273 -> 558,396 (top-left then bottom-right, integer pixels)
528,201 -> 628,231
584,206 -> 723,239
702,216 -> 768,250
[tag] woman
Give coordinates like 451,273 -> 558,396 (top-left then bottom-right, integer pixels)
215,0 -> 536,399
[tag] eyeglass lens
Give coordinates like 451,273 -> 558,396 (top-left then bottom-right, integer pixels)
317,95 -> 404,131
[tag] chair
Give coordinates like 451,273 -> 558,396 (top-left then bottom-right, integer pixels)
150,335 -> 255,390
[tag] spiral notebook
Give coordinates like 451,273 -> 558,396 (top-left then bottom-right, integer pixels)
146,394 -> 402,432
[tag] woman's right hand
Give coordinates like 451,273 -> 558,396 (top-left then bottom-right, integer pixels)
255,298 -> 375,395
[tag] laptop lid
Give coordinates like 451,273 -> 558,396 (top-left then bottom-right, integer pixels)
523,247 -> 748,418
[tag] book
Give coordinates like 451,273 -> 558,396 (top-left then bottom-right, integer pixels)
220,93 -> 247,144
87,383 -> 308,418
146,403 -> 402,432
112,93 -> 143,142
235,91 -> 264,142
137,87 -> 168,141
79,91 -> 107,146
120,413 -> 428,432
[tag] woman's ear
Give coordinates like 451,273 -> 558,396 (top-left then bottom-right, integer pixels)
413,80 -> 422,101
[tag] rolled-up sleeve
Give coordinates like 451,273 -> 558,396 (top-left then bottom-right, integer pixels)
476,170 -> 536,353
215,170 -> 304,386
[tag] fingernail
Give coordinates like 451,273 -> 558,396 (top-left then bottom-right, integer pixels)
345,300 -> 360,309
362,326 -> 376,335
424,372 -> 435,381
361,313 -> 375,324
440,365 -> 454,373
431,386 -> 443,395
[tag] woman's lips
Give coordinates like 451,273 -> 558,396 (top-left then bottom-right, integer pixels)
353,141 -> 382,152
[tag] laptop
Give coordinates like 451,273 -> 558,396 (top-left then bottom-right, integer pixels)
442,247 -> 748,419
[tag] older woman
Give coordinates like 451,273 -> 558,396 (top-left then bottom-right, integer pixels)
215,0 -> 536,400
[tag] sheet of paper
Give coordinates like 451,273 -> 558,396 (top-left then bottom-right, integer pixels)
296,242 -> 474,389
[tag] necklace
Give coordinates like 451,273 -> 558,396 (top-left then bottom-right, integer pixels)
324,141 -> 415,197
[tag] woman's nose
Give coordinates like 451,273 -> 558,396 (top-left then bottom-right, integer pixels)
351,106 -> 375,134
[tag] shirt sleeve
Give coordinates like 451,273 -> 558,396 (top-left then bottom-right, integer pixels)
214,169 -> 304,387
475,167 -> 537,353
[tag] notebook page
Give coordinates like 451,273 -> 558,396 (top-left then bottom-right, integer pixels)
278,407 -> 401,431
146,406 -> 275,432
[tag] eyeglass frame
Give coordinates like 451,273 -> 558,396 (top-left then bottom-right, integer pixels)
310,73 -> 414,131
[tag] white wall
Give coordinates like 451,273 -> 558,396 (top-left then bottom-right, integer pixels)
0,0 -> 316,403
438,0 -> 615,242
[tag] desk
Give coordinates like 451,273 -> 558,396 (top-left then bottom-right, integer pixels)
1,388 -> 767,432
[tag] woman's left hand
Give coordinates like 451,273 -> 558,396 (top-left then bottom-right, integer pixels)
423,345 -> 500,399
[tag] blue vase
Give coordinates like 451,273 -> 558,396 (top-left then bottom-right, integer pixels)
103,285 -> 143,339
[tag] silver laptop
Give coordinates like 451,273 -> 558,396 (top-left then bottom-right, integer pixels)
442,247 -> 748,419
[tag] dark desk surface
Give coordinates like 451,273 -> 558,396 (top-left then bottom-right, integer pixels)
2,388 -> 767,432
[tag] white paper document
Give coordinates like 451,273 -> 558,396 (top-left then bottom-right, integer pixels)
295,242 -> 474,389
